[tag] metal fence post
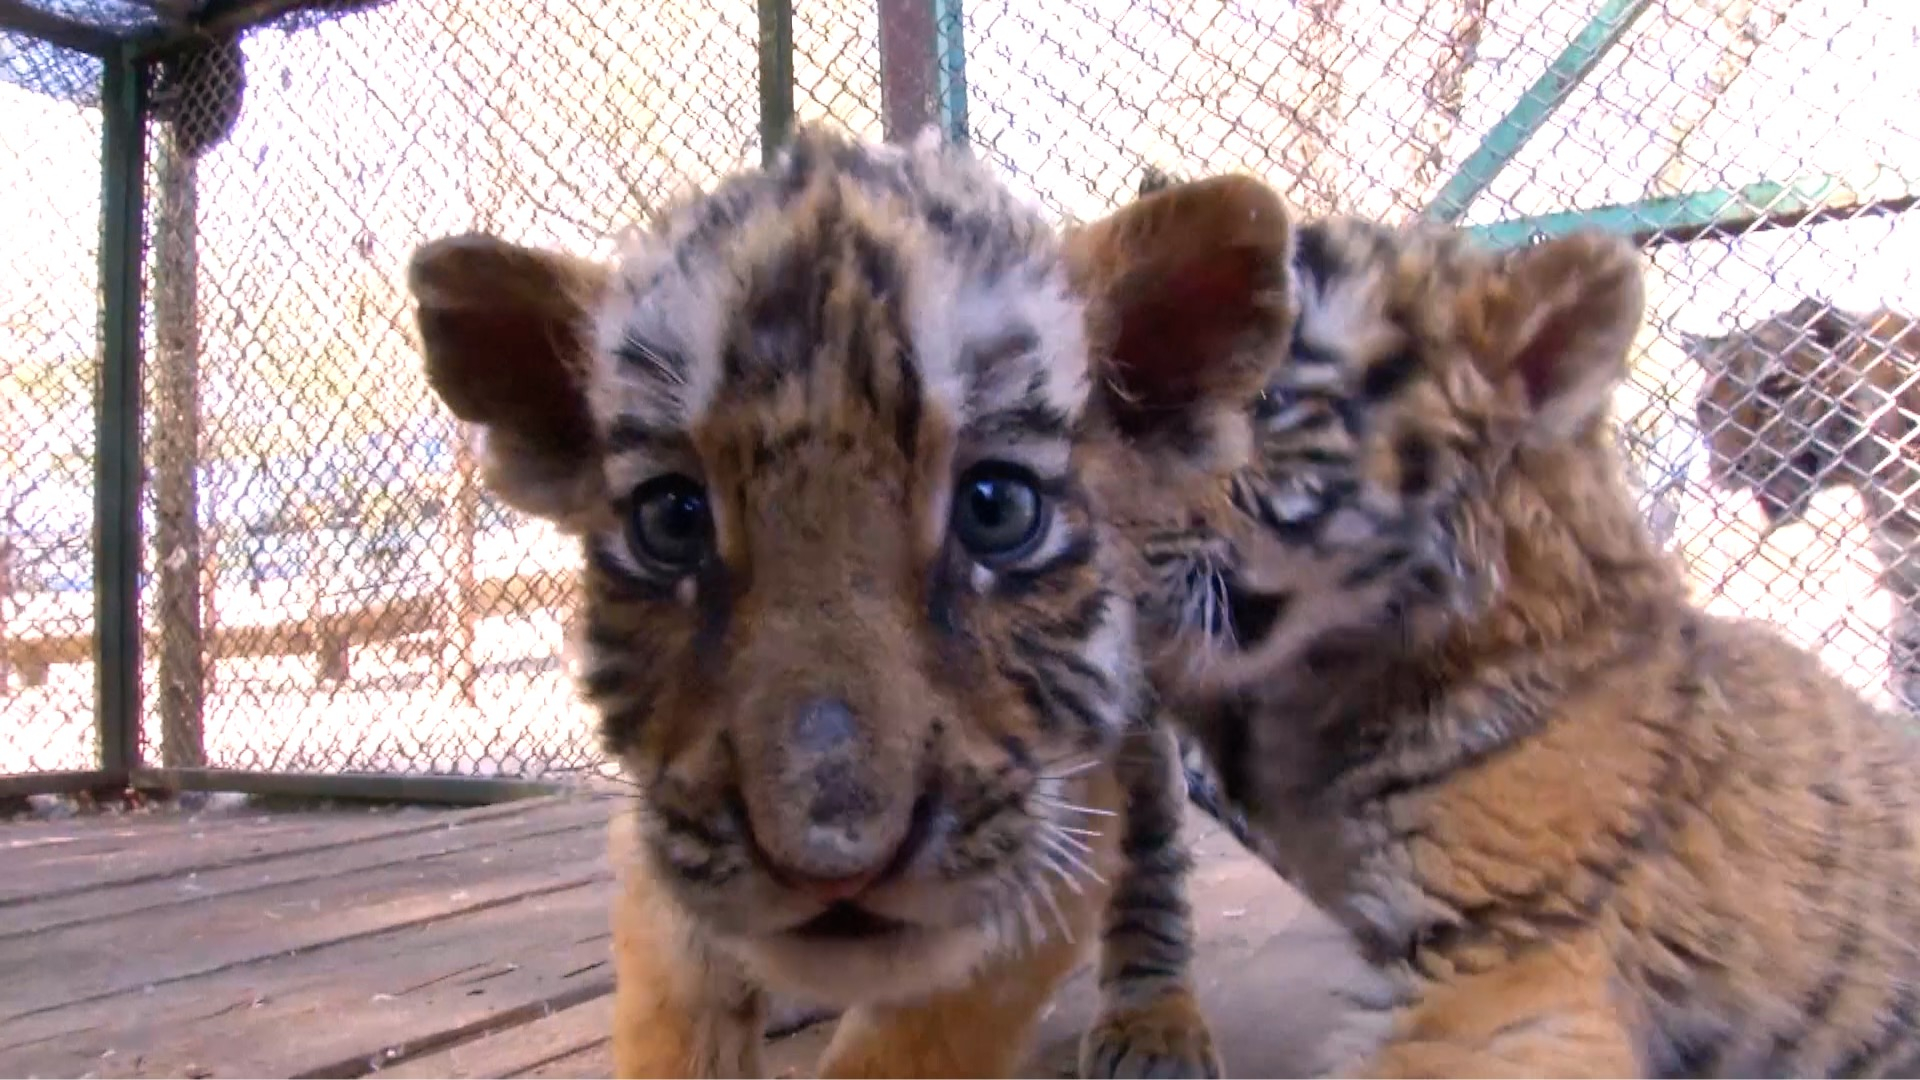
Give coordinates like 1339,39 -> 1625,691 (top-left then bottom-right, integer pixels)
95,44 -> 147,780
879,0 -> 966,144
1425,0 -> 1652,223
758,0 -> 794,166
932,0 -> 967,146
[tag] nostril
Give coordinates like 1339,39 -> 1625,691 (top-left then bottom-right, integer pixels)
791,696 -> 860,754
749,790 -> 940,905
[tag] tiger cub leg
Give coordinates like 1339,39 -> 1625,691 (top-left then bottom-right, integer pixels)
1081,723 -> 1224,1079
608,812 -> 766,1079
1327,938 -> 1638,1079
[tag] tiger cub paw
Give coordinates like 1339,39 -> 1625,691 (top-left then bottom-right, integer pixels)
1079,989 -> 1224,1079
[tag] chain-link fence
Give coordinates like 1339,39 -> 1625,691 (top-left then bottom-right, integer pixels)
2,0 -> 1916,797
2,32 -> 102,780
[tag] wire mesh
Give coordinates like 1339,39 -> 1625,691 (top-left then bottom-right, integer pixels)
953,0 -> 1920,717
3,0 -> 1917,787
1,32 -> 102,778
128,0 -> 763,783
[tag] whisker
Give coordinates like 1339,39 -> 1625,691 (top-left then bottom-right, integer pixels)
1039,758 -> 1102,781
1015,872 -> 1049,949
1039,831 -> 1109,887
1044,825 -> 1096,856
1033,872 -> 1075,944
1037,848 -> 1085,895
1034,796 -> 1117,818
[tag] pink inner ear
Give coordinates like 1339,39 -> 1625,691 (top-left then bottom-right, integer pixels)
417,303 -> 597,460
1108,248 -> 1264,426
1511,300 -> 1583,409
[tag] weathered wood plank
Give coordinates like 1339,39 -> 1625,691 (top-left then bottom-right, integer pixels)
0,796 -> 566,904
0,796 -> 609,940
376,989 -> 836,1079
0,812 -> 609,1021
369,995 -> 614,1080
0,879 -> 614,1079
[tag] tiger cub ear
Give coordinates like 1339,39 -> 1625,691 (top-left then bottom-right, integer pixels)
1460,231 -> 1647,442
1065,174 -> 1295,435
406,232 -> 612,530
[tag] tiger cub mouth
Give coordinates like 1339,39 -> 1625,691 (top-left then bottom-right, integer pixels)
788,902 -> 910,941
1222,574 -> 1287,647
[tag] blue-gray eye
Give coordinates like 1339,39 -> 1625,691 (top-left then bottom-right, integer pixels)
952,463 -> 1046,561
628,475 -> 712,569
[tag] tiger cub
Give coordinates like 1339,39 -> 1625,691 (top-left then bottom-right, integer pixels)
1065,177 -> 1920,1077
404,125 -> 1232,1079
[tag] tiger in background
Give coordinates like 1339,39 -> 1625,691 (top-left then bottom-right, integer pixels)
404,124 -> 1237,1079
1063,174 -> 1920,1076
1690,298 -> 1920,710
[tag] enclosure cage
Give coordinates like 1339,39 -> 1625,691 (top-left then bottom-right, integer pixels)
2,0 -> 1916,805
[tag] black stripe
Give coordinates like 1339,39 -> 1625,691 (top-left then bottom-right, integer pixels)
1395,434 -> 1436,496
1039,586 -> 1112,641
997,532 -> 1097,595
1361,347 -> 1423,401
585,536 -> 663,600
1832,980 -> 1920,1077
1111,959 -> 1184,984
971,401 -> 1072,442
606,415 -> 673,454
613,334 -> 689,381
580,661 -> 628,702
1341,547 -> 1412,589
893,342 -> 924,456
1209,700 -> 1257,816
954,788 -> 1022,839
998,657 -> 1105,734
1010,629 -> 1112,696
1286,446 -> 1353,468
1293,223 -> 1339,291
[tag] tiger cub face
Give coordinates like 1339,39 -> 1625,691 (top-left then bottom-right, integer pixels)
406,126 -> 1155,1003
1068,210 -> 1647,696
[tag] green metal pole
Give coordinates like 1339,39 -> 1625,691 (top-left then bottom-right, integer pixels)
932,0 -> 968,146
95,45 -> 147,779
758,0 -> 794,167
1464,173 -> 1917,250
1425,0 -> 1654,224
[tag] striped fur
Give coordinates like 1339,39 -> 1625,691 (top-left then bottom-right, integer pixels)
407,124 -> 1218,1079
1070,201 -> 1920,1077
1691,299 -> 1920,711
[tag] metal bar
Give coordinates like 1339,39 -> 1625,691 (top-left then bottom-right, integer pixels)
0,0 -> 117,56
932,0 -> 968,145
878,0 -> 936,141
1464,173 -> 1918,250
95,45 -> 147,778
0,770 -> 127,800
1425,0 -> 1654,224
125,0 -> 388,61
152,127 -> 207,768
132,767 -> 562,806
757,0 -> 794,167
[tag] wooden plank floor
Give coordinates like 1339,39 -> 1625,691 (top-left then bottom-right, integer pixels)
0,793 -> 1370,1079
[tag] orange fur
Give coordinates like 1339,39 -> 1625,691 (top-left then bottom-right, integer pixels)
1068,194 -> 1920,1077
409,125 -> 1220,1080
